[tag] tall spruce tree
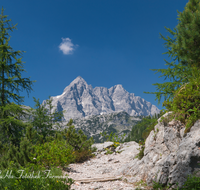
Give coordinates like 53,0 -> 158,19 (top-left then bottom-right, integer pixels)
144,0 -> 200,104
0,7 -> 36,146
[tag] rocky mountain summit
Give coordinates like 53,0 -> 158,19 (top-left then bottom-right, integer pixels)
42,76 -> 160,122
19,76 -> 160,143
65,113 -> 200,189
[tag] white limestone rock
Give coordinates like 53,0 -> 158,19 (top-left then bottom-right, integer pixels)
92,141 -> 114,152
42,76 -> 160,121
117,112 -> 200,188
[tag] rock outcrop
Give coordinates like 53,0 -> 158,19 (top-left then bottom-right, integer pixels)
117,112 -> 200,188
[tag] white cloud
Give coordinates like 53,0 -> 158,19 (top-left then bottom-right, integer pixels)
59,38 -> 77,55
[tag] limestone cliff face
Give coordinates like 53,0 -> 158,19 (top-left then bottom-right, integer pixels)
117,112 -> 200,188
42,76 -> 160,121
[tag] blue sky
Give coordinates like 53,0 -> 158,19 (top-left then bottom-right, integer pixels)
2,0 -> 189,111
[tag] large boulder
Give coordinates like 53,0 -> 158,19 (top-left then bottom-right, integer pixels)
117,112 -> 200,188
92,141 -> 114,152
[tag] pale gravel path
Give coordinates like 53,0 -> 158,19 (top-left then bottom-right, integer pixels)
64,141 -> 146,190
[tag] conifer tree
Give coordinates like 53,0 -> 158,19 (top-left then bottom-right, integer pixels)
0,7 -> 36,146
0,96 -> 66,169
26,96 -> 66,143
144,0 -> 200,104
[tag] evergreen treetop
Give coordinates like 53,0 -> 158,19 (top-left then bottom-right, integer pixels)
0,7 -> 36,106
0,7 -> 36,146
144,0 -> 200,105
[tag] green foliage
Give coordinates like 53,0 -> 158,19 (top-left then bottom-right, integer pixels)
124,113 -> 163,143
175,0 -> 200,68
134,179 -> 147,189
63,119 -> 95,163
0,7 -> 98,189
153,128 -> 159,141
0,137 -> 36,169
112,141 -> 120,148
0,7 -> 36,147
0,7 -> 36,107
31,140 -> 75,168
163,66 -> 200,133
0,97 -> 93,189
0,162 -> 74,190
125,116 -> 157,159
144,0 -> 200,104
0,99 -> 95,170
144,1 -> 200,134
151,175 -> 200,190
148,162 -> 200,190
0,103 -> 31,146
181,175 -> 200,190
125,112 -> 166,160
105,148 -> 114,155
26,96 -> 66,143
100,131 -> 125,143
135,140 -> 145,160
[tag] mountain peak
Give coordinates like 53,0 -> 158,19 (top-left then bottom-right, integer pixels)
42,77 -> 160,121
63,76 -> 88,93
114,84 -> 124,89
71,76 -> 86,84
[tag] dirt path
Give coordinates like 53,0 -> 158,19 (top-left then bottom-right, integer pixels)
64,141 -> 145,190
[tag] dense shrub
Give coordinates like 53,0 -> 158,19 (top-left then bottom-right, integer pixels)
0,161 -> 73,190
163,66 -> 200,133
31,140 -> 75,168
0,137 -> 35,169
63,119 -> 95,163
0,106 -> 94,189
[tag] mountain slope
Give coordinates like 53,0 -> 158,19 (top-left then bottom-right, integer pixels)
63,111 -> 142,143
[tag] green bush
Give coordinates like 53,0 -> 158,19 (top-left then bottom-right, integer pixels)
0,100 -> 95,189
0,161 -> 74,190
163,66 -> 200,133
0,138 -> 35,169
180,175 -> 200,190
63,119 -> 95,163
31,140 -> 75,168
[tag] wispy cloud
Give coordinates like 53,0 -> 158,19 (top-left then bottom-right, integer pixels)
59,38 -> 78,55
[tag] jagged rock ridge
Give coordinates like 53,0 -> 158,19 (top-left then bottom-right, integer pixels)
42,76 -> 160,121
